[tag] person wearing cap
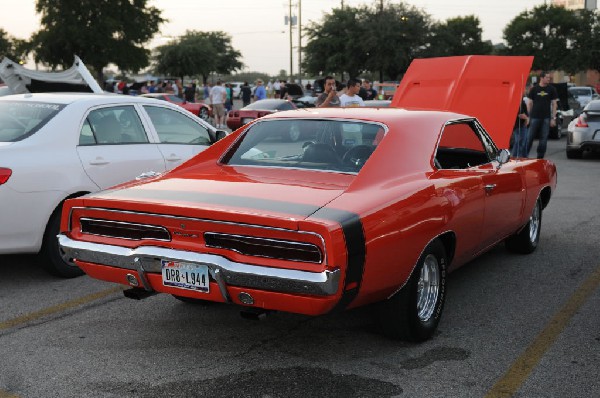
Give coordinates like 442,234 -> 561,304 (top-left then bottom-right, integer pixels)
254,79 -> 266,101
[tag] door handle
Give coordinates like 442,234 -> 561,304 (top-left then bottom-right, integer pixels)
165,154 -> 182,162
484,184 -> 496,193
89,158 -> 109,165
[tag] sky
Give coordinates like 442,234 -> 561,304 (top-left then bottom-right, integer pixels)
0,0 -> 547,75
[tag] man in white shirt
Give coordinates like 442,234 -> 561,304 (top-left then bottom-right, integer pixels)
209,80 -> 227,128
339,78 -> 365,107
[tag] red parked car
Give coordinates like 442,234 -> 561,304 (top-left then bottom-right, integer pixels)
58,56 -> 556,342
140,93 -> 211,123
227,99 -> 297,132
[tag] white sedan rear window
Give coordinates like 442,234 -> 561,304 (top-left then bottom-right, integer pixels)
0,101 -> 65,142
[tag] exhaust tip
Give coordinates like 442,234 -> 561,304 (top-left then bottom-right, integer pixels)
126,273 -> 139,287
238,291 -> 254,305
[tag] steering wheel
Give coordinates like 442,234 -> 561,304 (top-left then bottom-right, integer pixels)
342,145 -> 374,167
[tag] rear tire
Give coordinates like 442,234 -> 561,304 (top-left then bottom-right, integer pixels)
505,197 -> 542,254
376,239 -> 447,342
40,206 -> 84,278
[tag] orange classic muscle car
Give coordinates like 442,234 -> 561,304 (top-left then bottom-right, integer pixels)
58,56 -> 557,341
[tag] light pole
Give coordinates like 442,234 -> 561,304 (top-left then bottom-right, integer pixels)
289,0 -> 294,82
298,0 -> 302,84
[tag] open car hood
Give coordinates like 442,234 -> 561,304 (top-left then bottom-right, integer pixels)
0,55 -> 103,95
391,55 -> 533,148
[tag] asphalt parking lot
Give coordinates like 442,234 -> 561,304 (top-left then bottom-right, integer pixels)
0,136 -> 598,398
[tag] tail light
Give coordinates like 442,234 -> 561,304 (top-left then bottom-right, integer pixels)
575,115 -> 588,128
204,232 -> 323,263
0,168 -> 12,185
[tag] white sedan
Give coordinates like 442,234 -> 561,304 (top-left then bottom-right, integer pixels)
0,93 -> 226,277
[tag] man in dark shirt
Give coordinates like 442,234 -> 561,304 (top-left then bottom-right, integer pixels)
526,71 -> 558,158
240,81 -> 252,107
358,79 -> 378,101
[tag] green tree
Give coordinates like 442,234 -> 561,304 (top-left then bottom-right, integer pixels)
502,4 -> 579,71
30,0 -> 165,82
0,29 -> 28,60
0,29 -> 13,58
154,31 -> 242,83
569,9 -> 600,73
303,6 -> 369,79
364,1 -> 433,82
427,16 -> 493,57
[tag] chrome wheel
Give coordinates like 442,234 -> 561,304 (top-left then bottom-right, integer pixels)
529,200 -> 541,243
417,253 -> 440,322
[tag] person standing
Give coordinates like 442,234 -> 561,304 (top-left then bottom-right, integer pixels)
174,79 -> 184,99
209,80 -> 227,128
254,79 -> 267,101
203,83 -> 210,100
526,71 -> 558,159
184,82 -> 196,103
315,76 -> 341,107
359,79 -> 377,101
510,95 -> 529,158
224,83 -> 233,113
339,78 -> 365,107
240,81 -> 252,107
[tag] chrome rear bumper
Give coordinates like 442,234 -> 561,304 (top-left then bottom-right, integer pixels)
58,234 -> 340,298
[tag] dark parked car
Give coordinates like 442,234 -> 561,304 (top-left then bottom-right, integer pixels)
226,99 -> 297,132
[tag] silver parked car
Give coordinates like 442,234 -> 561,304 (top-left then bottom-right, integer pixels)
568,86 -> 599,108
566,99 -> 600,159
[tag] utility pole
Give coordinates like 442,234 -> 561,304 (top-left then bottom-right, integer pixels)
289,0 -> 294,82
298,0 -> 302,84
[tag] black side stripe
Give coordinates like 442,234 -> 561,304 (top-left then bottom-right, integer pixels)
309,208 -> 366,312
95,189 -> 322,217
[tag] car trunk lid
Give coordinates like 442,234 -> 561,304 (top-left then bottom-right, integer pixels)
81,167 -> 351,230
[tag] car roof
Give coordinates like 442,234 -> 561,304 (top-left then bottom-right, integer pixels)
584,99 -> 600,111
0,92 -> 165,106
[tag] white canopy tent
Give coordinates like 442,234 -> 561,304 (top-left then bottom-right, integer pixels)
0,55 -> 103,95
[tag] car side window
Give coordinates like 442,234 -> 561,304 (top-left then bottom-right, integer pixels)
82,106 -> 148,145
277,102 -> 295,111
435,121 -> 491,169
144,105 -> 211,145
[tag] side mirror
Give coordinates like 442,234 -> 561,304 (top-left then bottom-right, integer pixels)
215,130 -> 228,141
497,148 -> 510,169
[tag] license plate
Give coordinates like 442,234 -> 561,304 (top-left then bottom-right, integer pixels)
242,117 -> 254,125
161,260 -> 209,292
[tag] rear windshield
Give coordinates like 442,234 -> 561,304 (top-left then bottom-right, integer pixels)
0,101 -> 65,142
223,119 -> 386,173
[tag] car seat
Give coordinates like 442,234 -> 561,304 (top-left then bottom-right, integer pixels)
302,143 -> 341,164
94,114 -> 122,143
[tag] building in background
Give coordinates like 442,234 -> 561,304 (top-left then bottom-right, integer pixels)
551,0 -> 597,10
